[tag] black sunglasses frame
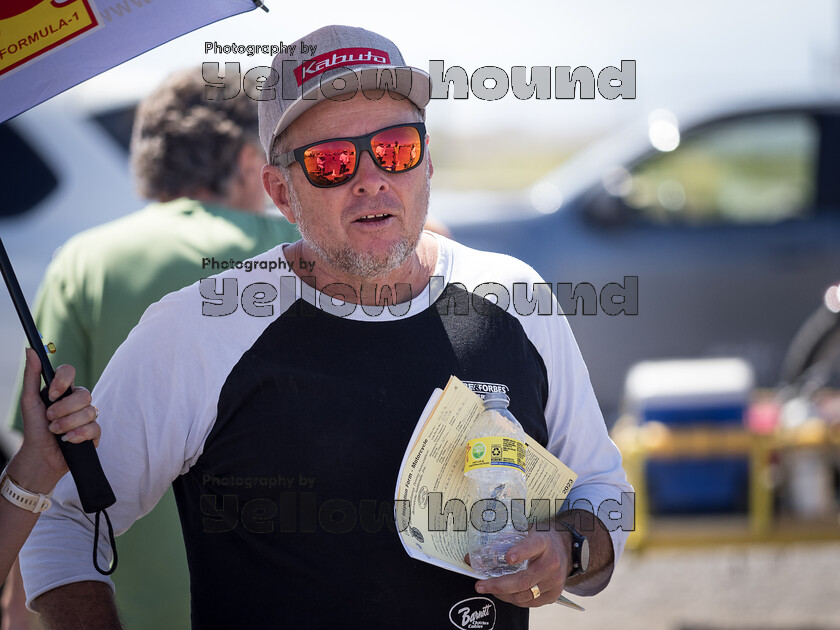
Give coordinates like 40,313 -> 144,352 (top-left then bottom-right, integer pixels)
275,122 -> 427,188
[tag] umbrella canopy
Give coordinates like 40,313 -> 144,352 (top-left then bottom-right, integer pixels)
0,0 -> 261,123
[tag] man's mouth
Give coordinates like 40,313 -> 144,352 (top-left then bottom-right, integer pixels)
354,213 -> 392,223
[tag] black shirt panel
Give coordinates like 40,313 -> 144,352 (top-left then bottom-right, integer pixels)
174,284 -> 548,629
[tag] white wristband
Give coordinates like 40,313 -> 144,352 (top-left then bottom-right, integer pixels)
0,467 -> 53,513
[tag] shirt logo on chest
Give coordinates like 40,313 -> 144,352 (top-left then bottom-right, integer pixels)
449,597 -> 497,629
461,381 -> 509,399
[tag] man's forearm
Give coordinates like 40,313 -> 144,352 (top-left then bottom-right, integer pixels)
33,582 -> 121,630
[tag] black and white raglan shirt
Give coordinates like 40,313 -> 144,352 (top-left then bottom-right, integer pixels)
21,234 -> 632,629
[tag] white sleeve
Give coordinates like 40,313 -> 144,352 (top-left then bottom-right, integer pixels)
19,292 -> 217,607
521,280 -> 634,597
444,242 -> 634,595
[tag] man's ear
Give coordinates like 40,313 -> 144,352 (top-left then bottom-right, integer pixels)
262,164 -> 296,224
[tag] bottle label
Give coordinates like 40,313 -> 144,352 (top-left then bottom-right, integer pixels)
464,437 -> 526,473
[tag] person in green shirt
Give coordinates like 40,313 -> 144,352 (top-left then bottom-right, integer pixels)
2,68 -> 298,630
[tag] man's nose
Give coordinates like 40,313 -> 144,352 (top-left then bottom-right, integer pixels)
351,150 -> 390,195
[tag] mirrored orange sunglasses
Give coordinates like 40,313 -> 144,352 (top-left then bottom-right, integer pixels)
274,122 -> 426,188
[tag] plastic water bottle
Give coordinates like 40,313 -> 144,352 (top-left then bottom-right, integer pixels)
464,392 -> 529,577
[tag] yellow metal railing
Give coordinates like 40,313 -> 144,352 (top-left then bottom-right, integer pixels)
613,418 -> 840,549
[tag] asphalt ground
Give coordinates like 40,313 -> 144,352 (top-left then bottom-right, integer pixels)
531,542 -> 840,630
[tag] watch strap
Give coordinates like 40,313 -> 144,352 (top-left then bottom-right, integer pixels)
557,520 -> 587,577
0,467 -> 53,513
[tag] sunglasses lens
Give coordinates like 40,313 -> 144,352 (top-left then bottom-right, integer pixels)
296,125 -> 423,187
371,126 -> 422,172
302,141 -> 357,186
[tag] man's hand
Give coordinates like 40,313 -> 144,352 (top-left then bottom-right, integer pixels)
16,347 -> 101,493
471,529 -> 572,607
470,509 -> 615,607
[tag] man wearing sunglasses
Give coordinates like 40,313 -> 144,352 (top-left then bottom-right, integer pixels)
20,26 -> 631,630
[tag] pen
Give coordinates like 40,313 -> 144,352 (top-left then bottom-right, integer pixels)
556,594 -> 585,612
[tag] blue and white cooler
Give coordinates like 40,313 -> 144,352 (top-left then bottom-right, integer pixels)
623,358 -> 755,514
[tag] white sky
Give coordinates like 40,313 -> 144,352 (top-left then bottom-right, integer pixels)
70,0 -> 840,143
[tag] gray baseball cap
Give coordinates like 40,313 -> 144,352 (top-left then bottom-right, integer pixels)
258,25 -> 431,158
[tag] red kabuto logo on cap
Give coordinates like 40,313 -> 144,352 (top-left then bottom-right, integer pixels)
294,48 -> 391,86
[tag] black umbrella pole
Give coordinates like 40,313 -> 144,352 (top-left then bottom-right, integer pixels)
0,236 -> 115,513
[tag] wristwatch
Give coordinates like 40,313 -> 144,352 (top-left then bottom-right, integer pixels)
557,521 -> 589,578
0,467 -> 53,513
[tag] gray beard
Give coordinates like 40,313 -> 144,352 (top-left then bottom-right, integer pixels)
287,169 -> 430,281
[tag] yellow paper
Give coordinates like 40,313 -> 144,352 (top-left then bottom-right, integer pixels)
394,376 -> 578,576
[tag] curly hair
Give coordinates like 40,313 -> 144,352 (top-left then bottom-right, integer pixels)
131,68 -> 258,200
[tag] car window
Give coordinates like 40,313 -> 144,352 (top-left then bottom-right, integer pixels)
0,123 -> 59,219
623,113 -> 818,225
88,104 -> 137,155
